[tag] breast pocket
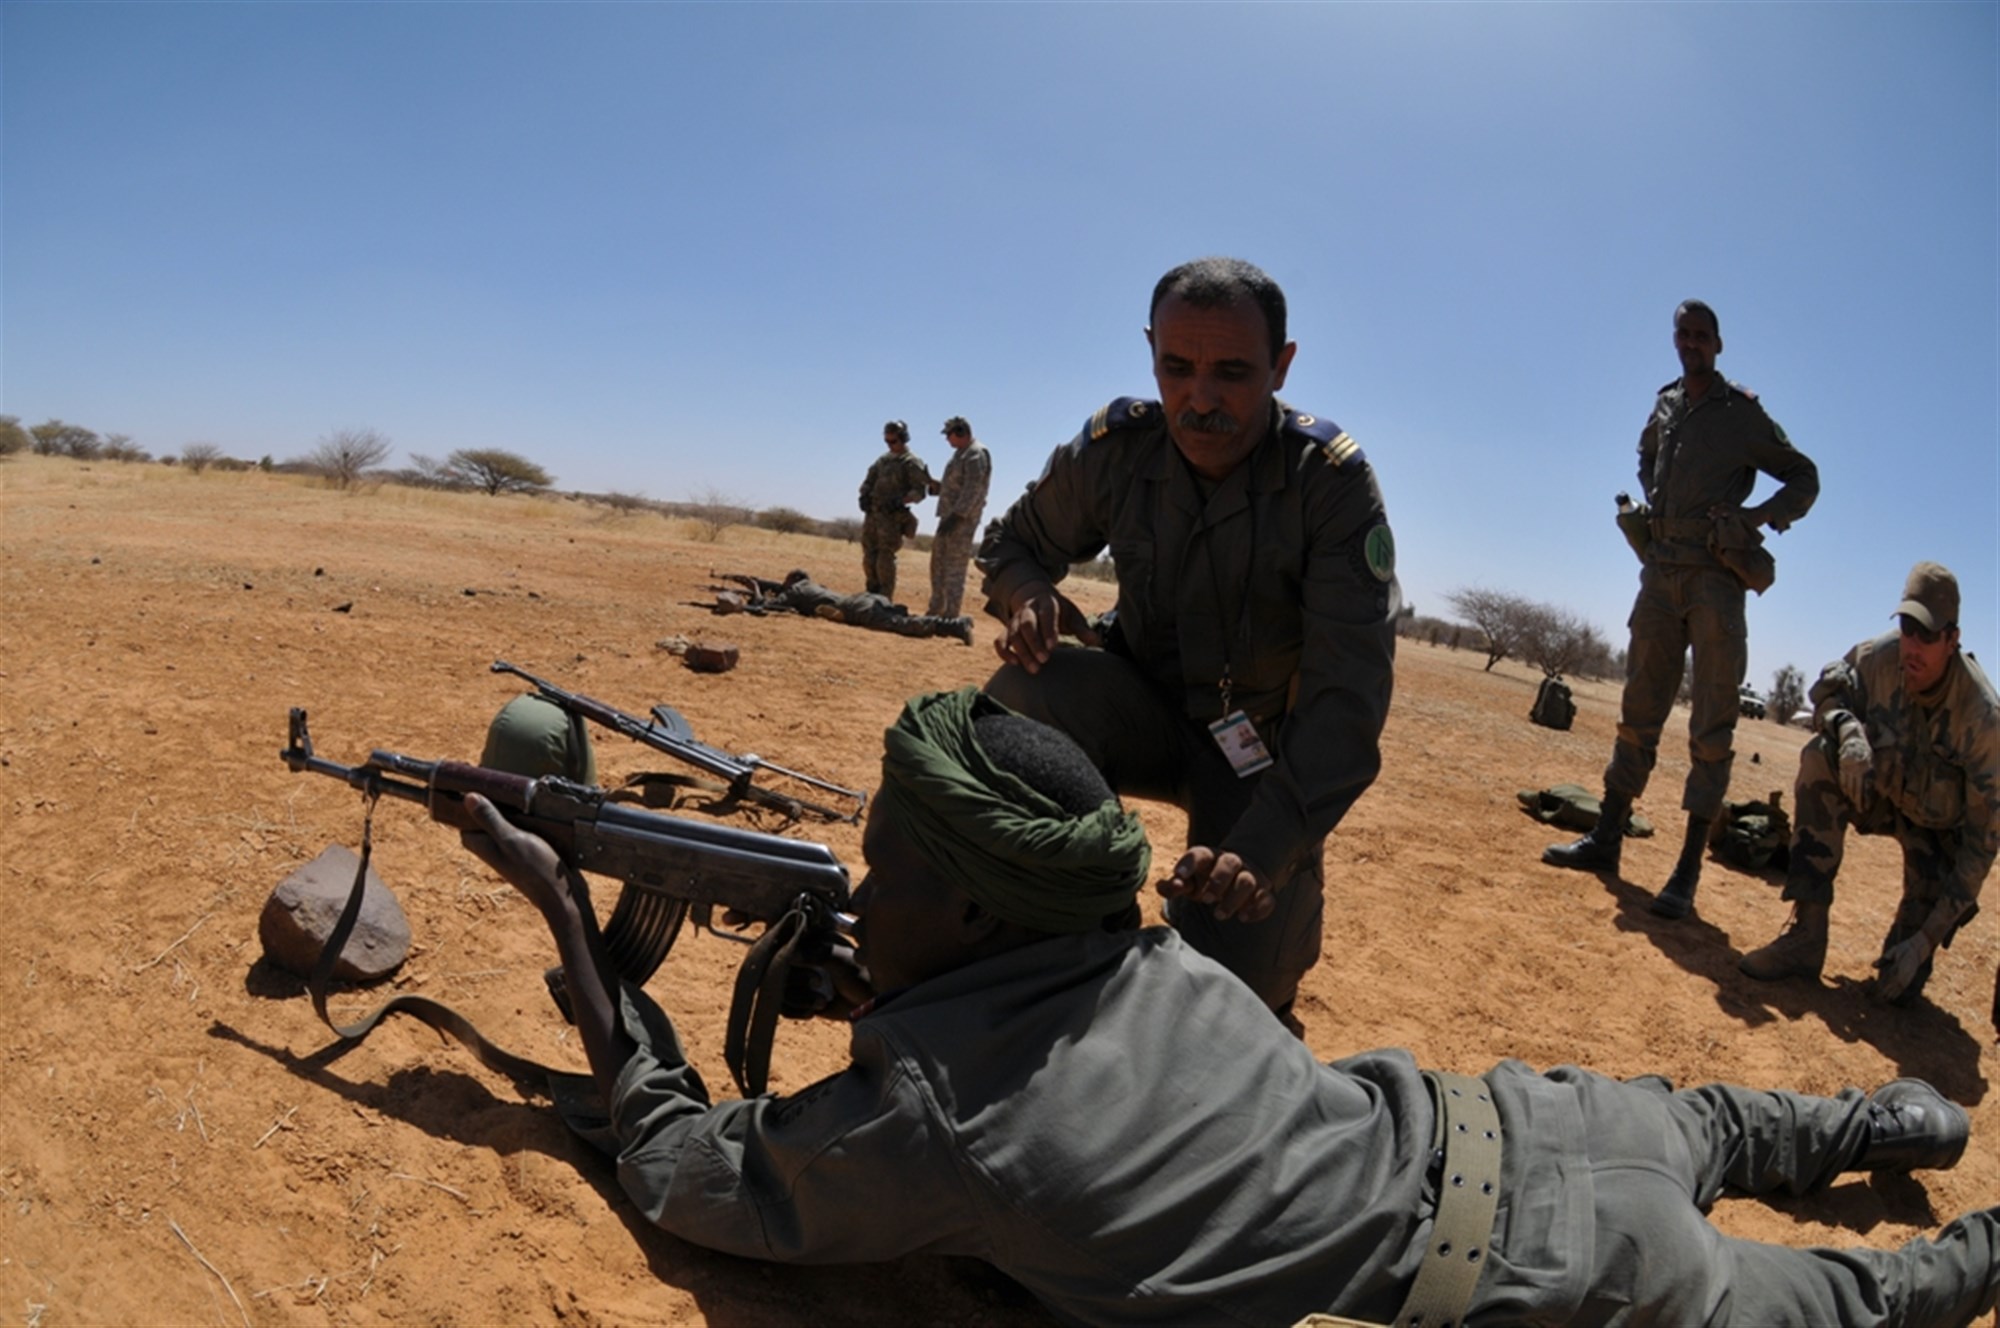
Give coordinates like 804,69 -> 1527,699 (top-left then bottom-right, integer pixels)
1902,749 -> 1967,829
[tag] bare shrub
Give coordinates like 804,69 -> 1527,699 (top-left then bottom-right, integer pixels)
686,487 -> 749,543
305,427 -> 392,490
598,489 -> 651,514
101,434 -> 151,464
181,442 -> 225,474
757,506 -> 813,535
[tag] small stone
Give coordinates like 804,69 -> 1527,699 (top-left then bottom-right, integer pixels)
683,640 -> 740,674
259,844 -> 411,982
332,602 -> 353,613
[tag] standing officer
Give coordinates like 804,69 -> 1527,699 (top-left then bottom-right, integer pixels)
976,257 -> 1397,1022
1739,562 -> 1998,1016
857,420 -> 933,601
926,416 -> 992,620
1545,300 -> 1819,920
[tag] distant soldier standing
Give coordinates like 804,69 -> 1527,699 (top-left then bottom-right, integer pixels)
857,420 -> 934,601
1740,562 -> 1998,1018
926,416 -> 991,619
1544,300 -> 1819,919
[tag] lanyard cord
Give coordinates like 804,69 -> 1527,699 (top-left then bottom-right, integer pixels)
1182,452 -> 1257,714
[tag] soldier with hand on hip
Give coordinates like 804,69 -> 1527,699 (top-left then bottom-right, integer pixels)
1544,299 -> 1819,921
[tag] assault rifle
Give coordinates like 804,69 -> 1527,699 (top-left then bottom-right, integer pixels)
490,659 -> 867,824
281,707 -> 854,1095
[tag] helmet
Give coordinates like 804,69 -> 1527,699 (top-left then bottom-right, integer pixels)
883,420 -> 910,444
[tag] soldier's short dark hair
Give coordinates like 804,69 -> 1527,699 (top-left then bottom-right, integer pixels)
1676,299 -> 1720,336
1151,257 -> 1288,361
971,713 -> 1116,817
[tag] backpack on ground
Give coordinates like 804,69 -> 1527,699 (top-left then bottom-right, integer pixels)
1529,676 -> 1576,731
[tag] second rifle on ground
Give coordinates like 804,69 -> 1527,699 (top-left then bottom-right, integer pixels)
490,660 -> 867,824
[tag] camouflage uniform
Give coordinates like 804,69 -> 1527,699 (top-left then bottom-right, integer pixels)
857,449 -> 933,600
977,398 -> 1396,1009
1781,632 -> 2000,998
927,439 -> 991,619
1606,377 -> 1818,819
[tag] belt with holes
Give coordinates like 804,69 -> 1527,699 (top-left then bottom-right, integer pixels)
1392,1071 -> 1504,1328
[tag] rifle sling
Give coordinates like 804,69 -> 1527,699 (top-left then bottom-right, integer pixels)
308,799 -> 562,1090
724,900 -> 812,1097
309,795 -> 800,1114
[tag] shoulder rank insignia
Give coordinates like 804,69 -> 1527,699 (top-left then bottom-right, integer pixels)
1728,379 -> 1759,401
1087,397 -> 1159,442
1284,410 -> 1364,469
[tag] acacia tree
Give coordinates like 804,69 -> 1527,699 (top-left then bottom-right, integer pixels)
0,415 -> 28,456
446,447 -> 553,496
1517,603 -> 1611,680
101,433 -> 149,463
1770,664 -> 1807,726
306,427 -> 392,489
1446,587 -> 1530,671
30,419 -> 101,459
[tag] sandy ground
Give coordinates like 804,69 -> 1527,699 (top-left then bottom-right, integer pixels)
2,454 -> 1994,1327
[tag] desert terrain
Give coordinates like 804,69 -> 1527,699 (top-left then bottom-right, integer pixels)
2,454 -> 1994,1327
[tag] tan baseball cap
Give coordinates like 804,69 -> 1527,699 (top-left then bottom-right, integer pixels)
1895,561 -> 1959,632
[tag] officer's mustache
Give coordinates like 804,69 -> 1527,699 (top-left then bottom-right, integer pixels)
1176,408 -> 1239,435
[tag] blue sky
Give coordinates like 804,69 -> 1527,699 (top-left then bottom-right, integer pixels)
5,3 -> 1995,690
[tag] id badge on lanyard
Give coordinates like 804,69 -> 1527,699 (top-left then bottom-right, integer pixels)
1208,710 -> 1274,777
1207,671 -> 1273,777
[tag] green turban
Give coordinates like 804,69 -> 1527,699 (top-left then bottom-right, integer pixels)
876,688 -> 1151,933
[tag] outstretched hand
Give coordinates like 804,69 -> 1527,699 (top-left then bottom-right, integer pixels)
459,793 -> 586,924
1157,846 -> 1276,923
994,585 -> 1100,673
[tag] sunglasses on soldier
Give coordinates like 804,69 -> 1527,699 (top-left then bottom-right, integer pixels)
1899,615 -> 1946,646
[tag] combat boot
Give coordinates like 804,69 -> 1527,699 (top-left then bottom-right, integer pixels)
1738,902 -> 1829,981
950,616 -> 975,646
1650,815 -> 1712,919
1851,1079 -> 1969,1173
1542,792 -> 1629,873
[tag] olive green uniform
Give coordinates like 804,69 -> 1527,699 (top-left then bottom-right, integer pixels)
585,926 -> 1998,1327
857,449 -> 933,600
975,398 -> 1396,1008
1781,632 -> 2000,999
1607,378 -> 1818,820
